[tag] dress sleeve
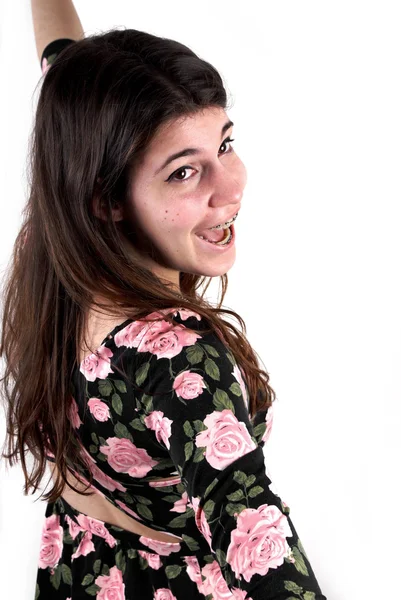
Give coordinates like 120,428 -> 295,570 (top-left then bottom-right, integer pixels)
40,38 -> 76,75
128,310 -> 327,600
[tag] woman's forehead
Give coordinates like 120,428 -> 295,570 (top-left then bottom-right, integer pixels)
140,107 -> 230,171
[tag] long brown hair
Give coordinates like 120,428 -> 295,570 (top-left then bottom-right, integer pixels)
0,28 -> 276,503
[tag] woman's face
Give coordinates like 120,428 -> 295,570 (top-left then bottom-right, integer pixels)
122,106 -> 246,290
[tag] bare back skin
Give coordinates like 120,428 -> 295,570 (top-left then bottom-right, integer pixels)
49,308 -> 183,544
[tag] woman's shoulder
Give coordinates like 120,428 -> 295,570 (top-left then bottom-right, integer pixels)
78,307 -> 212,380
111,307 -> 214,359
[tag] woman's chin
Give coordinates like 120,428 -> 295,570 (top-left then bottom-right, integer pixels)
189,251 -> 236,278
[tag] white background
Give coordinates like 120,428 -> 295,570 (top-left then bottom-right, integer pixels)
1,1 -> 401,598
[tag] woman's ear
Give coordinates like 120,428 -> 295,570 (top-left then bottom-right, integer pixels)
92,196 -> 125,222
92,179 -> 125,222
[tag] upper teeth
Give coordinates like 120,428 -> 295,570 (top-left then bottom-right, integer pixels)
208,212 -> 238,230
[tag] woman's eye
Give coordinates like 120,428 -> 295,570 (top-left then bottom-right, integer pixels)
166,137 -> 235,184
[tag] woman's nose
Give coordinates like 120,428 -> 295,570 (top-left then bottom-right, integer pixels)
210,167 -> 245,207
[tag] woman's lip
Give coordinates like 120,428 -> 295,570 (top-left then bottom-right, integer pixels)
196,210 -> 239,233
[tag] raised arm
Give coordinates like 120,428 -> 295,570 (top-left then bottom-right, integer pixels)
31,0 -> 84,63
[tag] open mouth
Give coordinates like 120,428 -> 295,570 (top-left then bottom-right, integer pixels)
195,223 -> 235,248
195,211 -> 238,246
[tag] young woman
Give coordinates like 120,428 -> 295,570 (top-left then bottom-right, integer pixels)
1,2 -> 327,598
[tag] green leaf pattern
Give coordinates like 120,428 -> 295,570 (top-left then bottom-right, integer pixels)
34,305 -> 325,599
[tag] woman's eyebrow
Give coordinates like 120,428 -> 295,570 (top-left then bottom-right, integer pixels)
154,119 -> 234,176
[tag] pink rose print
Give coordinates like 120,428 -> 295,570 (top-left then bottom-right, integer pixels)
154,588 -> 178,600
226,503 -> 293,582
261,405 -> 274,444
139,536 -> 181,556
65,514 -> 85,539
233,364 -> 249,408
38,514 -> 63,569
232,589 -> 252,599
90,462 -> 127,493
71,531 -> 95,560
79,446 -> 127,492
170,490 -> 189,513
144,411 -> 173,449
114,315 -> 201,359
201,560 -> 233,599
100,437 -> 158,477
114,318 -> 155,348
190,497 -> 213,549
90,462 -> 127,492
80,344 -> 114,382
148,475 -> 181,487
195,409 -> 257,470
95,565 -> 125,600
41,57 -> 50,75
76,514 -> 117,547
88,397 -> 111,422
69,396 -> 83,428
143,322 -> 201,359
138,550 -> 162,569
199,508 -> 213,548
183,556 -> 205,594
173,371 -> 206,400
115,499 -> 143,521
189,495 -> 200,514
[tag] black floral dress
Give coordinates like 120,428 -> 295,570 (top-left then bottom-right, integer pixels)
36,41 -> 327,600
